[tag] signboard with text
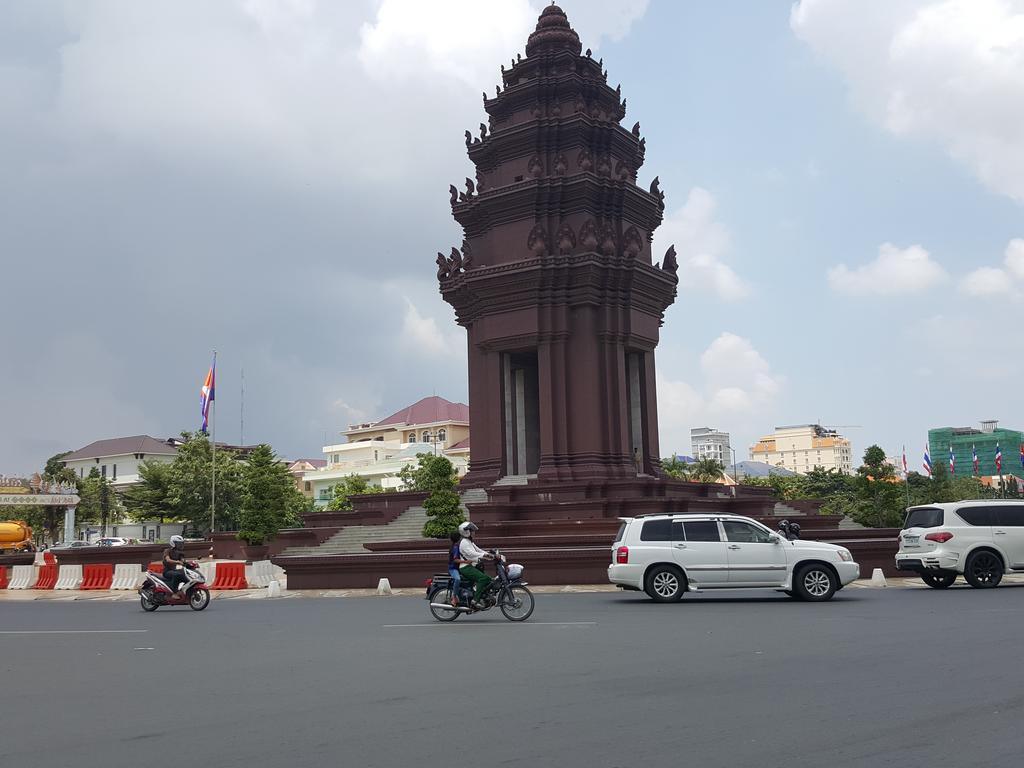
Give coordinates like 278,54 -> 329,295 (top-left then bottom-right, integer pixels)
0,494 -> 80,506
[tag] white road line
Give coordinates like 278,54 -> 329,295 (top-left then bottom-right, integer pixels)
383,622 -> 597,628
0,630 -> 149,635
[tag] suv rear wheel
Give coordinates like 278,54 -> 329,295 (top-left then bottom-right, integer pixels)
793,564 -> 837,602
921,570 -> 957,589
964,550 -> 1003,589
644,565 -> 686,602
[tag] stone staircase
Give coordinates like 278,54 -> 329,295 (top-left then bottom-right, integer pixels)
282,506 -> 429,555
773,502 -> 806,517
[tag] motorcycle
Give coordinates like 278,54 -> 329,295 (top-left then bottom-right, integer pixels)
138,561 -> 211,612
426,549 -> 535,622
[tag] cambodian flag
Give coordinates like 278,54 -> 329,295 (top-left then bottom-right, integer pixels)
901,446 -> 908,476
949,445 -> 955,476
200,356 -> 216,434
972,444 -> 979,475
923,443 -> 932,477
1019,443 -> 1023,470
995,442 -> 1002,473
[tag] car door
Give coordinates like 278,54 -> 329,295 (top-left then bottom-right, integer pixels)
671,519 -> 730,586
721,520 -> 788,586
993,504 -> 1024,569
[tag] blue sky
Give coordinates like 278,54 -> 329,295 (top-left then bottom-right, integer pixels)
1,0 -> 1022,474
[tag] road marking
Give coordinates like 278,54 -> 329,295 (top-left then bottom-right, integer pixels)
383,621 -> 597,628
0,630 -> 149,635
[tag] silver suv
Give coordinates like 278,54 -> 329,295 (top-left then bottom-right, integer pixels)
895,500 -> 1024,588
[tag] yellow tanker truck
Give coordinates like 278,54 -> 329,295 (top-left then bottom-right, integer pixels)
0,520 -> 35,553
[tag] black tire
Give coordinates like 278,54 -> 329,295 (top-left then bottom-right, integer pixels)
500,585 -> 535,621
793,564 -> 838,602
140,592 -> 158,612
189,589 -> 210,611
964,550 -> 1003,589
921,570 -> 957,589
644,565 -> 686,602
783,590 -> 796,598
428,587 -> 460,622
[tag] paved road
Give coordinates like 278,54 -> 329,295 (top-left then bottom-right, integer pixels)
4,585 -> 1024,768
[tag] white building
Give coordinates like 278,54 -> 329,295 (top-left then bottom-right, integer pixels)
305,396 -> 471,507
749,424 -> 853,475
690,427 -> 732,465
62,435 -> 178,488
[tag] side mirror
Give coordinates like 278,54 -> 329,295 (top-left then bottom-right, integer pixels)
769,533 -> 782,544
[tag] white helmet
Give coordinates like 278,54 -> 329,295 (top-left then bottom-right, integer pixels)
458,521 -> 478,538
169,534 -> 184,548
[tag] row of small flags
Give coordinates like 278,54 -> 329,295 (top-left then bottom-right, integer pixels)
907,442 -> 1023,478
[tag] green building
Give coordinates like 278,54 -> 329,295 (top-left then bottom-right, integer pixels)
928,421 -> 1024,477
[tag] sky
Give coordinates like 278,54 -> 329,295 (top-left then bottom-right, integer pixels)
1,0 -> 1022,475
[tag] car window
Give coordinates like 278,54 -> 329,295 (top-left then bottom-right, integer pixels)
723,521 -> 773,543
904,507 -> 943,529
682,520 -> 721,542
640,519 -> 672,541
956,507 -> 994,526
614,523 -> 626,543
994,506 -> 1024,527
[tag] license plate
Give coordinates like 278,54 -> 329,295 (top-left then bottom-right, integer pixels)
904,535 -> 919,544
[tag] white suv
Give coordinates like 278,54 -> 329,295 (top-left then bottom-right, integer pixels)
608,514 -> 860,602
895,500 -> 1024,589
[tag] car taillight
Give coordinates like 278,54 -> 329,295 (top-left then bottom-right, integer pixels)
616,546 -> 629,564
424,578 -> 433,587
925,532 -> 953,543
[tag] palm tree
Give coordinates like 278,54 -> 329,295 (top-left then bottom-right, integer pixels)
690,458 -> 726,483
661,455 -> 691,480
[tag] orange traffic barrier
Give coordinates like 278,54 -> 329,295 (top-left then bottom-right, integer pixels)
43,551 -> 55,565
0,566 -> 8,589
80,563 -> 113,590
34,563 -> 57,590
148,562 -> 163,573
209,561 -> 247,590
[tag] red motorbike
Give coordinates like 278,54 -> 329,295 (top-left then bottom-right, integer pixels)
138,561 -> 211,611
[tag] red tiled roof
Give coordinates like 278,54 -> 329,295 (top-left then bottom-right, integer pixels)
290,458 -> 327,469
375,396 -> 469,427
446,437 -> 471,451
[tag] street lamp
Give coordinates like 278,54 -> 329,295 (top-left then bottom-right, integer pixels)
730,447 -> 738,484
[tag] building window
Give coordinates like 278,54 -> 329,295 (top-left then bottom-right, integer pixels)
332,454 -> 339,463
437,429 -> 447,443
112,464 -> 117,480
101,465 -> 107,478
422,431 -> 432,443
408,432 -> 417,443
80,468 -> 84,478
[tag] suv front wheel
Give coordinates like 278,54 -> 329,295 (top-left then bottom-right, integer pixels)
644,565 -> 686,602
793,564 -> 838,602
964,550 -> 1003,589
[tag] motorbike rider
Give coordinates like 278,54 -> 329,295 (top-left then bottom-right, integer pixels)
457,521 -> 493,608
161,534 -> 189,595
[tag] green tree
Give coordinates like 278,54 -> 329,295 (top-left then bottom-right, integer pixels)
164,432 -> 245,534
689,457 -> 726,483
847,445 -> 905,528
325,474 -> 384,512
237,444 -> 305,545
400,453 -> 466,538
122,460 -> 174,523
76,469 -> 123,536
36,452 -> 77,543
660,455 -> 690,480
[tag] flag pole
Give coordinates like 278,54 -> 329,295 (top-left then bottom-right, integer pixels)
903,445 -> 911,509
211,350 -> 217,534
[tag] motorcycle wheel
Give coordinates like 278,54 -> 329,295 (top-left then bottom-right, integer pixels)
499,585 -> 535,622
140,591 -> 158,612
428,587 -> 460,622
189,589 -> 210,611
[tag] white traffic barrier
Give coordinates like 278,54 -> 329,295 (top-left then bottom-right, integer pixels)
247,560 -> 275,588
266,580 -> 283,598
34,550 -> 46,566
8,564 -> 38,589
870,568 -> 888,587
54,564 -> 83,590
377,577 -> 393,596
200,560 -> 218,585
111,563 -> 143,590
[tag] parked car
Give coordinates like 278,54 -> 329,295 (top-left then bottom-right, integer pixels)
96,537 -> 129,547
608,514 -> 859,602
895,500 -> 1024,589
51,540 -> 92,549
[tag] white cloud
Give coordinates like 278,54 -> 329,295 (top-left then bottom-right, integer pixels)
655,187 -> 750,301
400,297 -> 464,359
828,242 -> 948,295
961,238 -> 1024,296
792,0 -> 1024,203
658,333 -> 783,454
358,0 -> 648,89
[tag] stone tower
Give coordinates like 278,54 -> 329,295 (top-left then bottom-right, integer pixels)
437,4 -> 679,489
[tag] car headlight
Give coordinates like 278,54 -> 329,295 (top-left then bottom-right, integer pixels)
837,549 -> 853,562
